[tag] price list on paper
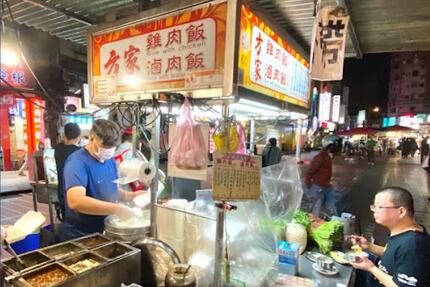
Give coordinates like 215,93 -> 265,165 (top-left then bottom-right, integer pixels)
213,153 -> 261,200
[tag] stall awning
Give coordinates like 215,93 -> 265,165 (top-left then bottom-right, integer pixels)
256,0 -> 430,57
379,125 -> 417,132
2,0 -> 140,46
3,0 -> 430,56
334,127 -> 379,136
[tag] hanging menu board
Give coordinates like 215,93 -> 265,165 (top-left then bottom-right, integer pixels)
212,152 -> 261,200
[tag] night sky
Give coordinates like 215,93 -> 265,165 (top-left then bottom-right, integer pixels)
343,53 -> 391,116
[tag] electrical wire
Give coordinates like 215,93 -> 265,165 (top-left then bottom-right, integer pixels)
3,0 -> 68,114
0,77 -> 47,110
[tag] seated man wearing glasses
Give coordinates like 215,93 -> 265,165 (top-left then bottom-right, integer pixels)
348,187 -> 430,287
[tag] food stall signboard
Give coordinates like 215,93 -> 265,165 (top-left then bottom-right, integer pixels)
309,6 -> 350,81
213,152 -> 261,200
331,95 -> 341,122
237,4 -> 310,109
318,92 -> 331,121
90,1 -> 227,103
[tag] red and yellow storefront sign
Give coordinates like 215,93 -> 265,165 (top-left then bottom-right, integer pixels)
237,4 -> 311,108
91,1 -> 227,97
1,47 -> 43,171
0,47 -> 34,90
0,91 -> 45,171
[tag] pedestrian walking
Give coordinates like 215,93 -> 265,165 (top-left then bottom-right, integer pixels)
410,138 -> 418,157
55,123 -> 81,221
420,137 -> 429,164
262,137 -> 282,167
401,138 -> 410,158
387,139 -> 396,156
366,136 -> 377,165
381,138 -> 388,155
304,137 -> 338,218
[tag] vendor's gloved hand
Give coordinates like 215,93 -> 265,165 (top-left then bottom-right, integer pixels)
114,205 -> 136,220
130,190 -> 146,200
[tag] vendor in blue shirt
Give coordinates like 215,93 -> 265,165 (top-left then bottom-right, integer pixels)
348,187 -> 430,287
58,119 -> 143,241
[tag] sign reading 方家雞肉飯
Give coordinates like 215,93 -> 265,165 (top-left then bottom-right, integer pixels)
90,1 -> 227,102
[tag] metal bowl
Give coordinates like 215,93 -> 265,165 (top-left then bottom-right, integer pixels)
103,215 -> 150,243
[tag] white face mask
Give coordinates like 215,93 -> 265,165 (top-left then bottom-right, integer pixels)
95,146 -> 116,162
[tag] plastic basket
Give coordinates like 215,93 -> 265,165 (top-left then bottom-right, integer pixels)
10,232 -> 40,255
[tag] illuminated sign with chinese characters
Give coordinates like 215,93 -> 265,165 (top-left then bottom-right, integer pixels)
65,115 -> 94,130
357,110 -> 366,127
310,6 -> 350,81
100,19 -> 216,86
331,95 -> 341,122
238,5 -> 310,108
249,26 -> 309,104
318,92 -> 331,121
0,47 -> 34,90
91,1 -> 227,101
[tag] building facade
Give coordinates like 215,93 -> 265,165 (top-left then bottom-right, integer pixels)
388,52 -> 430,116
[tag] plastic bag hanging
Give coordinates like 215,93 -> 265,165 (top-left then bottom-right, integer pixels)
212,122 -> 240,153
236,123 -> 247,155
168,98 -> 207,169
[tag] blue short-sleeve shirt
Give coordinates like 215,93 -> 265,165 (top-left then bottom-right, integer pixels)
63,148 -> 118,235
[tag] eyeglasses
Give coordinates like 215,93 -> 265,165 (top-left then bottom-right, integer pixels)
370,205 -> 401,212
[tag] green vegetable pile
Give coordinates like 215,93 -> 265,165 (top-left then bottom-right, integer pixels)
311,220 -> 344,254
293,210 -> 312,233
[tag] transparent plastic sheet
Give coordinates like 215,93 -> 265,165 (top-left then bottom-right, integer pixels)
260,157 -> 304,239
185,158 -> 304,286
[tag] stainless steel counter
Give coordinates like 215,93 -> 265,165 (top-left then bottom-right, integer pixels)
297,255 -> 354,287
1,233 -> 141,287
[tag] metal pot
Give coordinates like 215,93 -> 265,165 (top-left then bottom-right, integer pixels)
133,238 -> 181,286
165,264 -> 196,287
103,215 -> 150,243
